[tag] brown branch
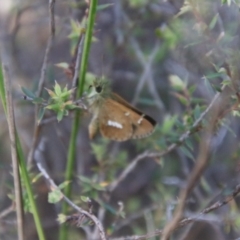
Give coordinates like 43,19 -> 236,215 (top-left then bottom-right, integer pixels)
160,91 -> 225,240
3,65 -> 24,240
161,131 -> 212,240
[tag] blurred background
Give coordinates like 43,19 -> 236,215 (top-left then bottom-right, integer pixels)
1,0 -> 240,239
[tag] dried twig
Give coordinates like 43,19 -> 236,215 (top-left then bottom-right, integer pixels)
71,34 -> 85,91
109,184 -> 240,240
37,0 -> 55,97
161,130 -> 212,239
160,89 -> 227,240
3,65 -> 24,240
27,0 -> 55,165
35,139 -> 107,240
0,203 -> 15,219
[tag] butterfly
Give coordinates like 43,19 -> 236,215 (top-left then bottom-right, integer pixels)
86,78 -> 156,141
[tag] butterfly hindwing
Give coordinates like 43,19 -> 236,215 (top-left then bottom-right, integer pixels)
112,93 -> 156,138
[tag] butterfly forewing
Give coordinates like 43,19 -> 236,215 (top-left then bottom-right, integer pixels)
99,99 -> 133,141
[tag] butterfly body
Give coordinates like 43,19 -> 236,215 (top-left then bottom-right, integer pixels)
87,79 -> 156,141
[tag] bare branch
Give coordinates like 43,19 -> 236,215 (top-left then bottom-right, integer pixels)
71,34 -> 85,92
27,0 -> 55,165
109,184 -> 240,240
3,64 -> 24,240
37,0 -> 55,97
0,203 -> 15,219
160,90 -> 227,240
35,139 -> 107,240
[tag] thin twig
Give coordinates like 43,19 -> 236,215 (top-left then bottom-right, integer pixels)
71,34 -> 85,92
37,0 -> 55,97
110,184 -> 240,240
34,140 -> 106,240
108,91 -> 221,192
161,92 -> 224,240
27,0 -> 55,165
3,65 -> 24,240
0,203 -> 15,219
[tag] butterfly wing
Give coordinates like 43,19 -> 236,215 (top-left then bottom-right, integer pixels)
99,97 -> 156,141
99,99 -> 134,141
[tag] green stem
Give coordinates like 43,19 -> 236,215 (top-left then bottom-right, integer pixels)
16,136 -> 46,240
0,65 -> 46,240
59,0 -> 98,239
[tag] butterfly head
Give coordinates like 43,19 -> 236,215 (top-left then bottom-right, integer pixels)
88,78 -> 110,98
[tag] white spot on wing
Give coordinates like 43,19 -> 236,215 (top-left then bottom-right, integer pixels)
125,112 -> 130,116
137,114 -> 145,124
107,120 -> 123,129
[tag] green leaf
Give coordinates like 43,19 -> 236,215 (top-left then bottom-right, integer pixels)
175,119 -> 185,131
46,103 -> 60,111
91,183 -> 105,191
45,88 -> 56,98
175,1 -> 192,18
48,189 -> 62,203
178,95 -> 188,106
57,110 -> 65,122
21,86 -> 36,99
188,85 -> 196,95
58,181 -> 71,190
80,196 -> 90,203
37,107 -> 45,125
180,146 -> 194,160
185,139 -> 194,151
212,85 -> 222,92
193,105 -> 201,120
91,143 -> 106,161
221,79 -> 231,87
79,175 -> 93,184
169,75 -> 186,91
209,13 -> 219,30
203,76 -> 215,95
32,97 -> 45,104
205,72 -> 223,79
161,115 -> 177,134
54,81 -> 62,96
